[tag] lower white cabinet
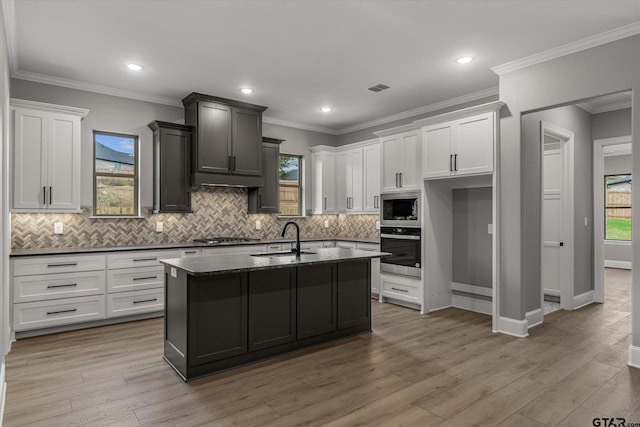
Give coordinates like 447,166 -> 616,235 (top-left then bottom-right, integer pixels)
356,243 -> 381,296
107,266 -> 164,293
380,273 -> 422,306
107,288 -> 164,318
13,270 -> 106,303
13,295 -> 106,332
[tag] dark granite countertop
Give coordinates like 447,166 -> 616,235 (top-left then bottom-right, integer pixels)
160,247 -> 390,276
10,238 -> 380,257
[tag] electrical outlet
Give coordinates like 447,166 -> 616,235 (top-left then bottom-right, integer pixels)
375,221 -> 380,230
584,217 -> 588,226
156,222 -> 164,232
54,222 -> 63,234
324,220 -> 329,228
256,220 -> 261,230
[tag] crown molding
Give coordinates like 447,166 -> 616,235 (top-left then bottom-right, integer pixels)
262,115 -> 339,135
10,97 -> 89,118
576,99 -> 632,114
491,21 -> 640,76
12,69 -> 183,107
337,86 -> 499,135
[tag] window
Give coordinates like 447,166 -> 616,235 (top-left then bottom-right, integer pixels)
605,174 -> 632,241
279,154 -> 302,216
93,131 -> 139,216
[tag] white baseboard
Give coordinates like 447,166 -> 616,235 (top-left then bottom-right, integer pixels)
428,304 -> 452,313
543,288 -> 561,297
604,260 -> 632,269
494,316 -> 529,338
0,363 -> 5,426
526,308 -> 544,329
628,345 -> 640,368
573,290 -> 595,310
451,294 -> 492,315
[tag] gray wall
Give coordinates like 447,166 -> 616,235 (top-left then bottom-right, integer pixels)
336,95 -> 498,146
604,153 -> 632,265
592,108 -> 632,140
452,187 -> 493,288
10,79 -> 337,211
521,105 -> 593,313
498,34 -> 640,348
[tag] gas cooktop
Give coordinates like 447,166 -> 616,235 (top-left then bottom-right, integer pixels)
193,237 -> 261,245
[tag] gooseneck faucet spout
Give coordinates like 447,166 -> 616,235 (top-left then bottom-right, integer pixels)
280,221 -> 301,258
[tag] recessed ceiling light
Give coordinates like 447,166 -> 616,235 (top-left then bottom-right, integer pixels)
321,106 -> 333,113
127,63 -> 143,71
240,87 -> 254,94
456,56 -> 473,64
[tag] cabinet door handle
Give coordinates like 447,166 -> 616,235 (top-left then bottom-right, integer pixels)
43,186 -> 46,205
395,173 -> 399,188
133,298 -> 158,304
454,154 -> 458,171
391,287 -> 409,293
47,283 -> 78,289
183,250 -> 197,254
324,197 -> 327,210
228,156 -> 234,171
133,276 -> 158,281
47,262 -> 78,268
49,186 -> 52,205
133,257 -> 158,262
399,173 -> 403,187
450,154 -> 453,172
47,308 -> 77,315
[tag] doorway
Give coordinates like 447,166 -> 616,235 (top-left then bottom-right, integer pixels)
541,122 -> 574,313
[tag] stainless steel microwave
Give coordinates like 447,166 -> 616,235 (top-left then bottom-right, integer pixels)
380,191 -> 421,227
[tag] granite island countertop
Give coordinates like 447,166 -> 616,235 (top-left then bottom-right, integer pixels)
160,247 -> 390,276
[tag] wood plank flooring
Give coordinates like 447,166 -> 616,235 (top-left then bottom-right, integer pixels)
3,268 -> 637,426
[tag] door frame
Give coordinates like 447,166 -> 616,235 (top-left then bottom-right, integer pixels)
593,135 -> 632,303
540,121 -> 575,311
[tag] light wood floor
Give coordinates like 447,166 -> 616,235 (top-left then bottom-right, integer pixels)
4,268 -> 638,426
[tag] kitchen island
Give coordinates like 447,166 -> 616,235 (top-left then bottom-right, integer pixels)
160,247 -> 388,381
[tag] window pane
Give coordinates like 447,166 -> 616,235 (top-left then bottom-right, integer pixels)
279,154 -> 302,216
280,187 -> 300,216
279,155 -> 299,183
604,174 -> 631,240
95,133 -> 136,175
96,176 -> 135,215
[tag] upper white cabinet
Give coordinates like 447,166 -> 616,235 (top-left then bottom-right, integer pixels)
420,106 -> 500,180
311,147 -> 337,214
363,143 -> 381,212
336,147 -> 363,212
11,99 -> 88,212
380,130 -> 420,192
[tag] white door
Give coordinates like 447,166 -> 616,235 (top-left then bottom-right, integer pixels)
456,112 -> 494,176
422,123 -> 453,179
349,148 -> 363,212
399,131 -> 420,190
363,143 -> 380,212
381,136 -> 401,192
336,151 -> 349,212
48,113 -> 80,210
321,151 -> 336,213
13,108 -> 48,209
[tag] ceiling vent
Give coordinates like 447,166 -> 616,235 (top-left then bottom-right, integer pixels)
368,84 -> 390,93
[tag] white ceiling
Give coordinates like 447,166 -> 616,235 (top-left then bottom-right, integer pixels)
6,0 -> 640,134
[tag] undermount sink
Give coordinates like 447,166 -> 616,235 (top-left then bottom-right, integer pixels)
250,250 -> 316,257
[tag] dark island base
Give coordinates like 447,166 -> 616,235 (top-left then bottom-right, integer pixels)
163,259 -> 372,381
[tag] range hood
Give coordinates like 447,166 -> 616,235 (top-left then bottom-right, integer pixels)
183,92 -> 267,188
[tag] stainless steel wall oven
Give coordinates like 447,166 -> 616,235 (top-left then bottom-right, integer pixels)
380,227 -> 421,277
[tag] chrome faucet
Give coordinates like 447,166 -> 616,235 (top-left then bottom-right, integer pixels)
280,221 -> 301,257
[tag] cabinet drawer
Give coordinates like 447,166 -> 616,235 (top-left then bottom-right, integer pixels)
107,289 -> 164,318
299,241 -> 324,250
180,248 -> 202,258
107,266 -> 164,293
266,243 -> 284,252
381,278 -> 419,303
336,241 -> 357,249
14,271 -> 106,303
202,245 -> 267,256
13,295 -> 106,332
13,254 -> 106,276
356,243 -> 380,251
107,250 -> 181,269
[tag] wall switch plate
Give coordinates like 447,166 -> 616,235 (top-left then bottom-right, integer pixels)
156,222 -> 164,232
488,224 -> 493,234
324,220 -> 329,228
584,217 -> 588,226
54,222 -> 63,234
375,221 -> 380,230
255,220 -> 261,230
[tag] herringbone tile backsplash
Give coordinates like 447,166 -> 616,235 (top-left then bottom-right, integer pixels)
11,187 -> 380,249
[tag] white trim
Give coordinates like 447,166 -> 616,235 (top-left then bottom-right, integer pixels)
604,260 -> 632,270
543,289 -> 561,297
451,282 -> 493,297
577,99 -> 632,114
494,316 -> 529,338
573,290 -> 595,310
263,115 -> 339,135
1,0 -> 15,74
309,145 -> 338,153
10,97 -> 89,118
491,21 -> 640,75
343,87 -> 498,135
427,304 -> 452,313
594,135 -> 633,303
451,294 -> 492,316
526,308 -> 544,329
0,363 -> 5,426
629,345 -> 640,369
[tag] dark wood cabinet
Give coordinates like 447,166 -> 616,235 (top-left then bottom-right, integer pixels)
183,93 -> 267,187
337,260 -> 371,329
188,273 -> 248,366
297,263 -> 337,339
248,268 -> 296,351
248,137 -> 284,213
148,121 -> 192,213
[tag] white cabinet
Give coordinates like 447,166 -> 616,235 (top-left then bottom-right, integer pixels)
363,143 -> 381,213
336,241 -> 357,249
380,273 -> 422,307
311,147 -> 337,214
336,148 -> 363,212
202,245 -> 267,256
11,99 -> 88,212
381,130 -> 420,192
356,243 -> 381,296
422,112 -> 495,179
